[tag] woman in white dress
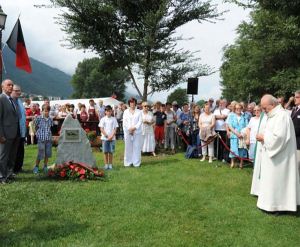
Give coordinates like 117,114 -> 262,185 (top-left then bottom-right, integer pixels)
199,103 -> 216,163
141,102 -> 156,156
123,98 -> 143,167
246,105 -> 262,160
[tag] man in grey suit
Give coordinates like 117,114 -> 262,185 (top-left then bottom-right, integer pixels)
0,79 -> 20,184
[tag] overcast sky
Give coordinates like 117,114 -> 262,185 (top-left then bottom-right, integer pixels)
1,0 -> 250,101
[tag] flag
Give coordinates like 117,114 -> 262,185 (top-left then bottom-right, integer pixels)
6,19 -> 32,73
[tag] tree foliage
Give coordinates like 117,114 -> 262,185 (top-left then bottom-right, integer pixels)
71,57 -> 128,99
220,0 -> 300,101
167,87 -> 188,107
196,99 -> 206,107
49,0 -> 220,101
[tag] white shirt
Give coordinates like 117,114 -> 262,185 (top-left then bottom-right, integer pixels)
199,113 -> 215,128
165,111 -> 176,127
122,108 -> 142,135
213,108 -> 230,131
247,117 -> 260,143
98,116 -> 119,140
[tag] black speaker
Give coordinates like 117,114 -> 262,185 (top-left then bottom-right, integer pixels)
187,78 -> 198,95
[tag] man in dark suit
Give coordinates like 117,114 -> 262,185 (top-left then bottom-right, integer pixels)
0,79 -> 20,184
291,90 -> 300,171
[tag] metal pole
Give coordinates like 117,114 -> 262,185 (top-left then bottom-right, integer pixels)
216,132 -> 219,160
0,29 -> 2,83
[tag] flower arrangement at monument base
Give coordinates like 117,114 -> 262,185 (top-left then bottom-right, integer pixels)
47,161 -> 105,181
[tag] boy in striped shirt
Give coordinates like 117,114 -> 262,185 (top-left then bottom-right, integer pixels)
33,105 -> 53,174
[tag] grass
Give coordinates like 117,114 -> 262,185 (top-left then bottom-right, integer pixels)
0,141 -> 300,247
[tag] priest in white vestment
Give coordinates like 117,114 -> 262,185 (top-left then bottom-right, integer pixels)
123,98 -> 143,167
255,95 -> 300,212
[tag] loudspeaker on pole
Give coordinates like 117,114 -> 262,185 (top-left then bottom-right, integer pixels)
187,78 -> 198,95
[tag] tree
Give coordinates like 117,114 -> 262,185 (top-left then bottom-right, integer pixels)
167,87 -> 188,107
221,0 -> 300,101
71,57 -> 128,99
220,1 -> 300,102
196,99 -> 206,107
226,0 -> 300,14
48,0 -> 220,101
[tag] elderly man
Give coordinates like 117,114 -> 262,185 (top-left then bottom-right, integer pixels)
115,102 -> 124,121
213,99 -> 230,162
244,102 -> 255,122
11,85 -> 26,173
0,79 -> 20,184
291,90 -> 300,172
255,94 -> 300,212
97,100 -> 105,120
208,98 -> 215,112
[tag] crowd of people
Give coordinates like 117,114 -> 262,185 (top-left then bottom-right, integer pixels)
21,98 -> 268,167
4,83 -> 300,170
0,78 -> 299,213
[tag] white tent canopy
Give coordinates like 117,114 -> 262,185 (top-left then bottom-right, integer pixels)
32,97 -> 121,108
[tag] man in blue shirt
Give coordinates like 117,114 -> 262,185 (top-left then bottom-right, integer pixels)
11,85 -> 26,173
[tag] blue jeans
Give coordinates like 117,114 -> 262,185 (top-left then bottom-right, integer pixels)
102,140 -> 115,153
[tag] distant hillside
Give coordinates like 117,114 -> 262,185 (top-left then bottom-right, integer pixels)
2,46 -> 73,98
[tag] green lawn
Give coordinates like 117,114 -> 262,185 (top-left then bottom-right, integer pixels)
0,142 -> 299,247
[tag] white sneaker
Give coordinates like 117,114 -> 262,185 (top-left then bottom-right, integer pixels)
108,164 -> 113,170
104,164 -> 109,170
200,156 -> 206,162
208,157 -> 213,163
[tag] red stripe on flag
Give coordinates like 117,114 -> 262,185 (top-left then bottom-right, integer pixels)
16,42 -> 32,73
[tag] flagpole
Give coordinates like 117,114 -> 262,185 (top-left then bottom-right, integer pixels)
1,44 -> 7,75
0,5 -> 7,83
0,30 -> 2,83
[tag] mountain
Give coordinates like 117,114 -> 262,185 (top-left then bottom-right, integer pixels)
2,46 -> 73,98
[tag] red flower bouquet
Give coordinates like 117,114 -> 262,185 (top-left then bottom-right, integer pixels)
47,161 -> 105,181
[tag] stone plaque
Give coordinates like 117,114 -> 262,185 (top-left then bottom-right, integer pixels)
63,128 -> 81,142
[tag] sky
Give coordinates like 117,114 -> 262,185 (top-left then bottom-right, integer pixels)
1,0 -> 250,101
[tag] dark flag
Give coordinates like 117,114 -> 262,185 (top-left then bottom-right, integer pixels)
6,19 -> 32,73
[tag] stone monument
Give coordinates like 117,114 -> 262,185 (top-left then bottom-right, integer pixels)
56,115 -> 96,167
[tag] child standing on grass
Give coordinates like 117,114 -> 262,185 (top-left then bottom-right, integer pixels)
99,105 -> 119,170
164,102 -> 176,153
154,101 -> 166,149
33,105 -> 53,174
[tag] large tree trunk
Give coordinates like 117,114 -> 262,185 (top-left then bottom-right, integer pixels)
142,78 -> 149,101
126,65 -> 142,99
142,49 -> 151,101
